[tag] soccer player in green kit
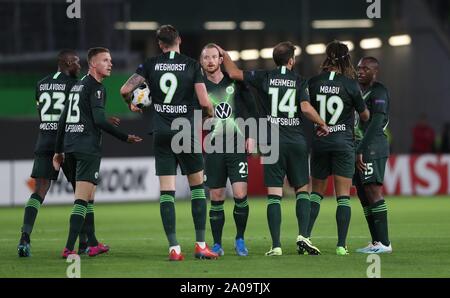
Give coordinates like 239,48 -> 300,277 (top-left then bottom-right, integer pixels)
120,25 -> 218,261
17,50 -> 81,257
54,47 -> 142,258
216,42 -> 329,256
354,57 -> 392,254
200,44 -> 256,256
305,41 -> 370,255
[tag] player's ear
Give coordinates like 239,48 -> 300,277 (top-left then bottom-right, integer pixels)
176,36 -> 181,46
219,56 -> 223,65
290,56 -> 295,66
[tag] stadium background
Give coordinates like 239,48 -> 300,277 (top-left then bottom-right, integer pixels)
0,0 -> 449,206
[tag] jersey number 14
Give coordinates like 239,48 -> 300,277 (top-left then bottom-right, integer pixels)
269,87 -> 297,118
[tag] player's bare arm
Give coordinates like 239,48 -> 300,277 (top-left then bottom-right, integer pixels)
120,73 -> 146,113
216,45 -> 244,81
300,101 -> 330,136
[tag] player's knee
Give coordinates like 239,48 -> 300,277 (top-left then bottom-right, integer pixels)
233,188 -> 247,200
188,171 -> 204,186
34,178 -> 51,198
210,188 -> 225,201
364,183 -> 383,202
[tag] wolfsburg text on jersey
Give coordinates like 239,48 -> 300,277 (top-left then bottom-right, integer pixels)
65,124 -> 85,133
153,103 -> 187,114
267,115 -> 300,126
39,123 -> 58,131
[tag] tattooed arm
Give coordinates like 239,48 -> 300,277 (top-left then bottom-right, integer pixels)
120,73 -> 146,103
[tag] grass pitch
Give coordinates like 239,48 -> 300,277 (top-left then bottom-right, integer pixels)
1,196 -> 449,278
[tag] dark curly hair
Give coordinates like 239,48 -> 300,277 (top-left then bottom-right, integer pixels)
320,40 -> 356,79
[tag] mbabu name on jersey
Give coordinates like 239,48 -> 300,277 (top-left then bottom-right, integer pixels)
319,86 -> 340,95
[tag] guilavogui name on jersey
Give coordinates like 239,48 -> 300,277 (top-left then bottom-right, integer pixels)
39,83 -> 67,91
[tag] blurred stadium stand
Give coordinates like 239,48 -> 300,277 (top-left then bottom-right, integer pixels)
0,0 -> 449,157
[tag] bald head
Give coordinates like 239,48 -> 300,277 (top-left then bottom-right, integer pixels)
57,49 -> 81,78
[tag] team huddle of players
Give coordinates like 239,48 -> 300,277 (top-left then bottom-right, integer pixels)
17,24 -> 392,261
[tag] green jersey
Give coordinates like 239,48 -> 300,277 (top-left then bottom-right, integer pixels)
308,71 -> 366,152
355,81 -> 390,158
135,51 -> 204,134
56,74 -> 128,156
34,72 -> 77,153
243,66 -> 309,144
204,72 -> 256,149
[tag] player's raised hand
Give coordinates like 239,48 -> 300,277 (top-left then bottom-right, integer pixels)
127,134 -> 143,144
356,154 -> 367,173
108,116 -> 121,127
52,153 -> 64,171
128,103 -> 143,114
211,44 -> 225,56
316,123 -> 330,137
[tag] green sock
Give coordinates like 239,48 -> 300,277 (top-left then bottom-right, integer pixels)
84,201 -> 98,247
296,192 -> 311,237
336,196 -> 351,247
307,192 -> 323,238
160,191 -> 178,246
209,200 -> 225,245
65,200 -> 87,251
267,195 -> 282,248
363,206 -> 377,243
356,183 -> 377,243
370,200 -> 390,246
21,193 -> 44,236
233,196 -> 249,240
191,184 -> 207,242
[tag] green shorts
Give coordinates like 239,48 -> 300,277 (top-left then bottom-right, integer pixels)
311,150 -> 355,179
263,142 -> 309,188
31,153 -> 74,182
31,153 -> 60,180
205,153 -> 248,188
154,132 -> 204,176
64,152 -> 101,185
354,156 -> 387,185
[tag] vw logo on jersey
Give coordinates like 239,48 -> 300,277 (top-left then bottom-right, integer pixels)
215,102 -> 233,119
226,85 -> 235,95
